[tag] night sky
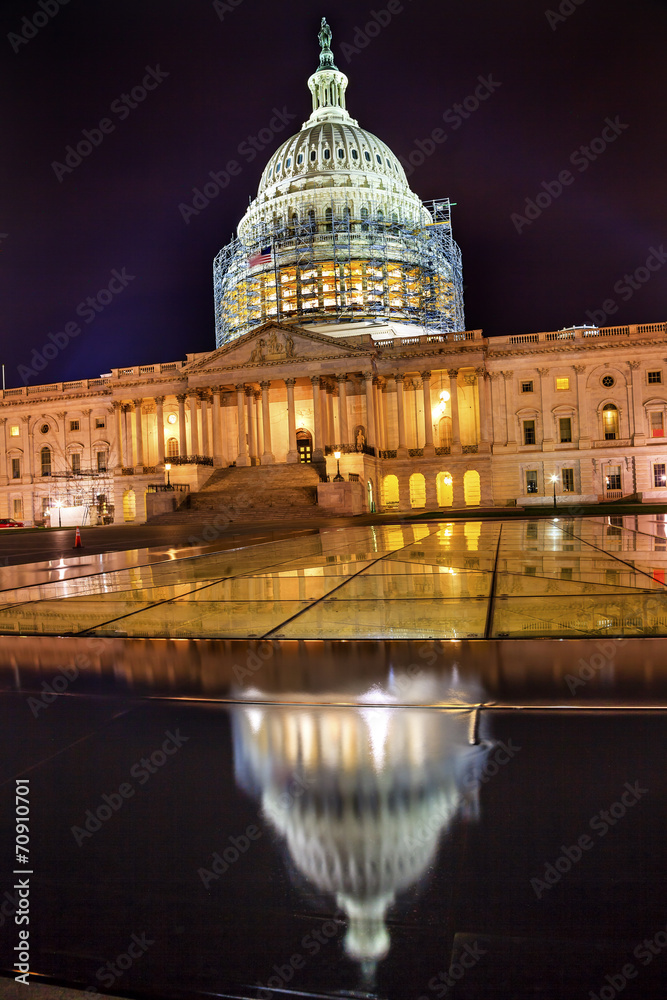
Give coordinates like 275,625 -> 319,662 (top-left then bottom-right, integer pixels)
2,0 -> 666,387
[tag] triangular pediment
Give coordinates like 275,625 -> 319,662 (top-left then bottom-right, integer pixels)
183,322 -> 373,374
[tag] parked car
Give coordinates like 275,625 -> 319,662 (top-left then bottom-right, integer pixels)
0,518 -> 24,528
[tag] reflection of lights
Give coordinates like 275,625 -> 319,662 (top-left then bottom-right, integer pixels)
431,388 -> 451,421
167,413 -> 177,424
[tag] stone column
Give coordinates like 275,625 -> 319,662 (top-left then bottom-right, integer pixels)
211,388 -> 223,467
364,372 -> 376,452
200,391 -> 210,457
188,392 -> 199,455
373,379 -> 385,451
327,386 -> 336,447
177,394 -> 187,456
628,361 -> 645,444
0,419 -> 6,483
502,371 -> 517,450
310,375 -> 323,456
260,380 -> 274,463
154,396 -> 166,466
113,401 -> 124,467
447,369 -> 462,455
537,367 -> 553,450
421,370 -> 435,455
285,378 -> 298,463
236,384 -> 250,466
395,374 -> 408,457
253,390 -> 263,457
132,399 -> 144,469
122,405 -> 134,468
573,365 -> 590,446
319,381 -> 329,451
337,374 -> 349,447
246,387 -> 258,463
475,367 -> 491,452
488,373 -> 503,450
24,417 -> 34,482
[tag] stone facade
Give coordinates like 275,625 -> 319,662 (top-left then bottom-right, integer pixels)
1,319 -> 666,524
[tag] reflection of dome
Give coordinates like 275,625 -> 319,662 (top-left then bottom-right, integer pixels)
232,676 -> 492,977
214,19 -> 464,346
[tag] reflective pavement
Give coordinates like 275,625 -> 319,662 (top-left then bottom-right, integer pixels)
0,514 -> 666,638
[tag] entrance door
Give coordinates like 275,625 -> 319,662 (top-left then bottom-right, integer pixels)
296,430 -> 312,463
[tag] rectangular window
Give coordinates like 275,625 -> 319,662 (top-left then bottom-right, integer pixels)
559,417 -> 572,442
606,466 -> 621,491
526,521 -> 538,539
560,567 -> 573,581
521,381 -> 534,393
525,470 -> 538,494
650,412 -> 664,438
71,453 -> 81,473
69,420 -> 80,431
13,498 -> 23,518
556,377 -> 570,391
562,468 -> 575,492
95,417 -> 106,428
523,420 -> 536,445
648,371 -> 662,384
524,566 -> 537,576
605,569 -> 620,586
653,464 -> 666,488
9,425 -> 19,437
11,458 -> 20,479
97,451 -> 107,472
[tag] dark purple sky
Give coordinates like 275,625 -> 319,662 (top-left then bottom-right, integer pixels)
2,0 -> 666,386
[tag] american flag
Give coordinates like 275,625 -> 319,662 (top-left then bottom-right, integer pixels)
248,246 -> 272,267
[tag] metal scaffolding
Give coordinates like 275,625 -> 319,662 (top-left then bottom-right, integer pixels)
213,198 -> 464,347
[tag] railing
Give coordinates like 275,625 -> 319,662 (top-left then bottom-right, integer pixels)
324,444 -> 376,456
146,483 -> 190,493
320,473 -> 362,483
379,449 -> 398,459
492,322 -> 666,349
1,377 -> 112,398
408,448 -> 424,457
168,455 -> 214,466
462,444 -> 479,454
373,329 -> 483,349
435,446 -> 451,455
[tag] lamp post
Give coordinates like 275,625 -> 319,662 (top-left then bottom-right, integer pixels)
165,463 -> 172,488
54,499 -> 62,527
333,450 -> 343,482
550,474 -> 558,510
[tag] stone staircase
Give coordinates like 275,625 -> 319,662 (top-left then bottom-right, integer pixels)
146,463 -> 326,525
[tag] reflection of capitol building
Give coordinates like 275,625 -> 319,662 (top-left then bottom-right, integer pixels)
232,674 -> 492,977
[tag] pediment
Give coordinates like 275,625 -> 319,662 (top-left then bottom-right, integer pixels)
183,322 -> 372,374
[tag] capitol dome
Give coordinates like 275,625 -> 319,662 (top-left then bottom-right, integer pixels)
214,18 -> 464,347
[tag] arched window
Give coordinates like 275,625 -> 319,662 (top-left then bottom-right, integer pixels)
603,403 -> 619,440
382,474 -> 399,511
409,473 -> 426,509
391,212 -> 399,233
291,213 -> 298,236
377,209 -> 384,227
308,209 -> 316,231
324,207 -> 333,233
40,446 -> 52,477
436,472 -> 453,507
464,470 -> 481,506
167,437 -> 179,458
360,207 -> 369,232
343,206 -> 351,229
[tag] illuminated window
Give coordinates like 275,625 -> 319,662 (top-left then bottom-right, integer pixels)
648,371 -> 662,384
606,466 -> 621,490
95,417 -> 105,428
521,381 -> 533,393
559,417 -> 572,442
13,498 -> 23,518
602,403 -> 619,440
167,412 -> 178,425
525,470 -> 538,494
562,468 -> 575,491
523,420 -> 536,445
556,377 -> 570,391
654,464 -> 666,488
167,437 -> 179,458
9,425 -> 19,437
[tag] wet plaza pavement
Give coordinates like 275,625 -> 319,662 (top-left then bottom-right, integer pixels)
0,514 -> 667,998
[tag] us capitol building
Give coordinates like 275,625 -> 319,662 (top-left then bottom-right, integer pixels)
2,22 -> 666,525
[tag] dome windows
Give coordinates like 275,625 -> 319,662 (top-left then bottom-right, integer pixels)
310,149 -> 317,161
297,153 -> 304,165
323,148 -> 331,160
285,157 -> 291,168
276,162 -> 281,173
364,151 -> 371,162
351,149 -> 358,160
337,148 -> 344,159
376,153 -> 382,164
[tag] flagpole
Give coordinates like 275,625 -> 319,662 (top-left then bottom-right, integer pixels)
272,228 -> 279,323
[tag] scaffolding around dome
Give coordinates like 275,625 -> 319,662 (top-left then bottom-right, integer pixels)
213,198 -> 464,348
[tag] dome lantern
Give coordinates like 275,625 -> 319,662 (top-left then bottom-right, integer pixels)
307,17 -> 350,123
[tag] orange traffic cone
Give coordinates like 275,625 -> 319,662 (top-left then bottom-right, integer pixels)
73,526 -> 83,549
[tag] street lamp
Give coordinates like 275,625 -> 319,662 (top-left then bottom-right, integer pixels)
333,450 -> 344,482
550,474 -> 558,510
54,498 -> 63,527
165,463 -> 172,488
